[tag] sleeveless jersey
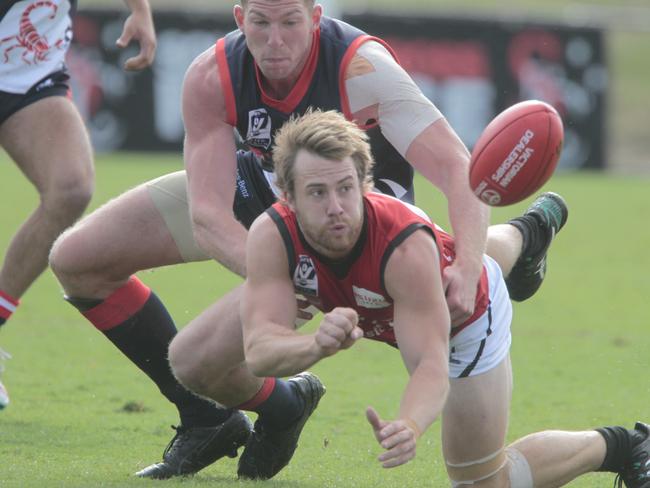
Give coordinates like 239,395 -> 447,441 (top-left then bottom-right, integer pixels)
267,192 -> 490,347
0,0 -> 75,94
216,16 -> 415,203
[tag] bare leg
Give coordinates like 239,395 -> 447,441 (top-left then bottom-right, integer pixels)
169,286 -> 263,407
442,355 -> 513,487
50,182 -> 185,298
0,97 -> 94,298
486,224 -> 523,278
443,355 -> 607,487
509,430 -> 605,488
50,175 -> 252,480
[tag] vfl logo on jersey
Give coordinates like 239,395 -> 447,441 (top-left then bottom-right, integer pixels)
246,108 -> 272,150
352,286 -> 390,309
294,255 -> 318,296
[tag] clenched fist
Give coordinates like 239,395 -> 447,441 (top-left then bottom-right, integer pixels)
315,307 -> 363,357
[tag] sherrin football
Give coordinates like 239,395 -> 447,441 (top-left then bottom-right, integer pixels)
469,100 -> 564,206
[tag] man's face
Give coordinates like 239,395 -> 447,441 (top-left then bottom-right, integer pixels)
235,1 -> 320,81
288,149 -> 365,259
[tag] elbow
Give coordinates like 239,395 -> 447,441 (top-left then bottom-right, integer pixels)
190,210 -> 214,253
247,357 -> 271,378
245,344 -> 266,377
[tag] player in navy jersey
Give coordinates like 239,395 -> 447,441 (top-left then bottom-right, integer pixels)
0,0 -> 155,410
49,0 -> 567,479
228,109 -> 648,486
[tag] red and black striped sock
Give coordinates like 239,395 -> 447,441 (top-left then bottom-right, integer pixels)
66,276 -> 230,427
0,290 -> 19,327
237,377 -> 304,431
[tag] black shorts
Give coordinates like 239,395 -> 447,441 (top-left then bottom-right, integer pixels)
0,70 -> 70,126
233,150 -> 277,229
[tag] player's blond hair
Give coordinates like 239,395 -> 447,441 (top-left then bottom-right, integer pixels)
273,110 -> 375,197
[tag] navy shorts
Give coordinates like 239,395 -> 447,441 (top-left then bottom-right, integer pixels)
233,150 -> 277,229
0,70 -> 70,126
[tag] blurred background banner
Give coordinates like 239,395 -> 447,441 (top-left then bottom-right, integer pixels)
68,9 -> 606,170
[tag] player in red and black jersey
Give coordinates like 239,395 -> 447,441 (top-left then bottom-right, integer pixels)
50,0 -> 567,480
267,191 -> 491,347
235,110 -> 650,487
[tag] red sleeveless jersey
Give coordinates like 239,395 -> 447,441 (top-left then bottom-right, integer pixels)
267,193 -> 490,346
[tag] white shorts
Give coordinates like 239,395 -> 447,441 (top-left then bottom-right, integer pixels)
448,256 -> 512,378
0,0 -> 72,94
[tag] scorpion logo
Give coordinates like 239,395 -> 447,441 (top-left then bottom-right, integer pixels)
0,1 -> 66,65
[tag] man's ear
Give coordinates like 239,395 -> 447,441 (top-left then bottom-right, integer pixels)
311,4 -> 322,31
233,5 -> 245,31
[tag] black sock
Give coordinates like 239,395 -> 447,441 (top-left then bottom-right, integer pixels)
508,215 -> 544,258
595,426 -> 637,472
69,292 -> 230,427
252,379 -> 304,431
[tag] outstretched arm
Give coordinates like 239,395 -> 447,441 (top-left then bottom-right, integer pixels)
118,0 -> 156,70
241,214 -> 363,377
345,41 -> 489,326
366,228 -> 451,468
405,120 -> 489,327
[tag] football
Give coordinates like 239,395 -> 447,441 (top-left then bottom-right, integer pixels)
469,100 -> 564,206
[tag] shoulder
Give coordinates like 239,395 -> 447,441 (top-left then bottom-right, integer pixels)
247,211 -> 290,274
249,211 -> 275,238
384,227 -> 440,296
248,211 -> 285,252
182,45 -> 229,122
344,40 -> 398,79
184,47 -> 220,95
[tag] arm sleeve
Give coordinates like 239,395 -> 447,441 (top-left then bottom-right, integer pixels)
344,41 -> 443,157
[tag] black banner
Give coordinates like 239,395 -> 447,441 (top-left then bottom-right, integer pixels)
68,10 -> 606,169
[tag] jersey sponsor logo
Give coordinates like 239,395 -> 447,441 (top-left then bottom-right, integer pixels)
361,318 -> 394,340
246,108 -> 272,150
352,286 -> 390,309
294,255 -> 318,296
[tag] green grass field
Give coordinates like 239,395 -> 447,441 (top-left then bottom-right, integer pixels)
1,150 -> 649,487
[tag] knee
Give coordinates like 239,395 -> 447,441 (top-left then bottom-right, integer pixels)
168,335 -> 207,395
49,225 -> 89,283
448,448 -> 533,488
42,176 -> 94,223
505,447 -> 533,488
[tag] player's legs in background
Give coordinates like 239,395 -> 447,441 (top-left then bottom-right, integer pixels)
0,95 -> 94,408
0,346 -> 11,409
49,180 -> 249,478
0,95 -> 94,309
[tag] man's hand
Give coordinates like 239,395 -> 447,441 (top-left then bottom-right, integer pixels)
442,263 -> 479,327
116,6 -> 156,71
366,406 -> 419,468
314,307 -> 362,357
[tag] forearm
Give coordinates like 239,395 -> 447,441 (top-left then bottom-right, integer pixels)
398,358 -> 449,436
245,327 -> 322,378
447,172 -> 489,277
